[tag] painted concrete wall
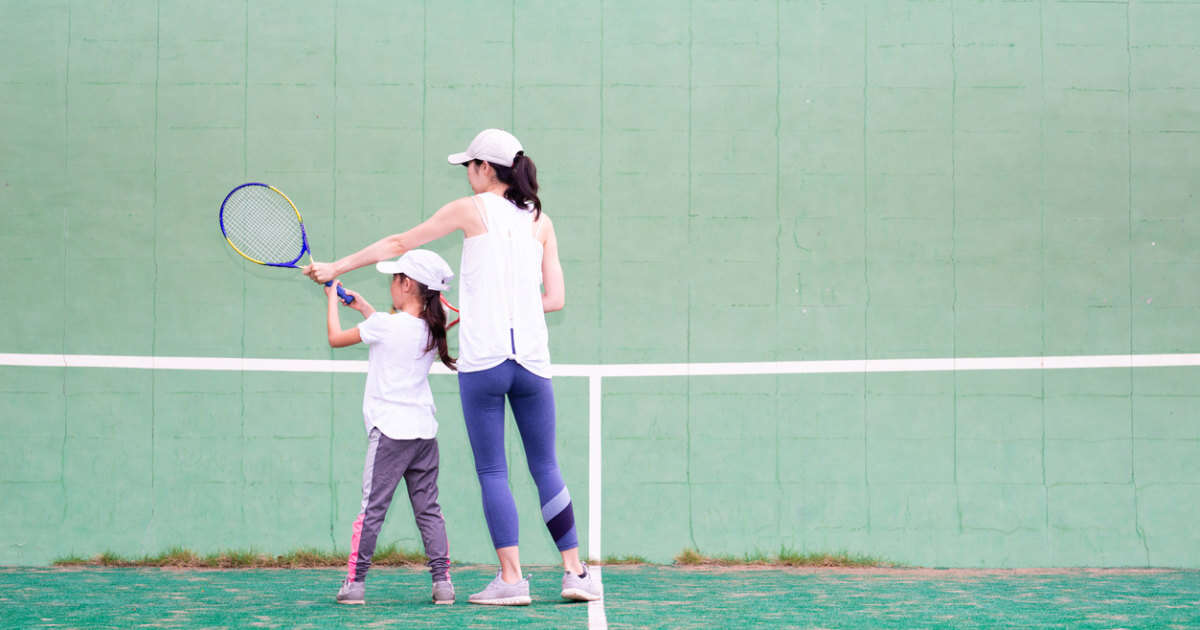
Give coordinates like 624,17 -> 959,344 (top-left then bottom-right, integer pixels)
1,0 -> 1198,567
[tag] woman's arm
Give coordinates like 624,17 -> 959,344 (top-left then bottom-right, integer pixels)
304,197 -> 476,283
539,216 -> 565,312
326,282 -> 371,348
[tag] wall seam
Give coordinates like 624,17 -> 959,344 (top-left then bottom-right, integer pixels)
329,0 -> 339,549
1126,0 -> 1149,564
148,0 -> 161,542
685,0 -> 697,552
239,0 -> 249,534
950,0 -> 962,534
862,0 -> 872,535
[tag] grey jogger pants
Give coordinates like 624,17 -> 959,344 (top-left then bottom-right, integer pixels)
345,428 -> 450,582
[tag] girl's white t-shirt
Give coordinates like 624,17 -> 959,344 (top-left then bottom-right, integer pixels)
356,311 -> 438,439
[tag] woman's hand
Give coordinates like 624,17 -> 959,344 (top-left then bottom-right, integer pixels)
304,262 -> 339,284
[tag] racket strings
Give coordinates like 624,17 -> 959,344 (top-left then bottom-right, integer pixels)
222,186 -> 306,265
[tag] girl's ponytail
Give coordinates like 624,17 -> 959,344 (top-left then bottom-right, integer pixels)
489,151 -> 542,219
418,283 -> 456,370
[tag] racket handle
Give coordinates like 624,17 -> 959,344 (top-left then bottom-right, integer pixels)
325,281 -> 355,305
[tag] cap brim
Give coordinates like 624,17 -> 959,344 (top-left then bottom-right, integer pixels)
375,261 -> 403,274
447,151 -> 472,165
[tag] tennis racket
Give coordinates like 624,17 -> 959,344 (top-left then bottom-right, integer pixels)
390,296 -> 458,328
441,296 -> 460,329
219,182 -> 353,304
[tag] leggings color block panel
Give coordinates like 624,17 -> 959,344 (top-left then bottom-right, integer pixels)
458,359 -> 579,552
345,429 -> 450,582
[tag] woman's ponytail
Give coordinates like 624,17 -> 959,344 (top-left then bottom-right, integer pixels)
489,151 -> 542,219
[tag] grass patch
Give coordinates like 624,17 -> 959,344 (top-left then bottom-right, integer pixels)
53,545 -> 430,569
373,543 -> 430,566
599,554 -> 650,565
157,547 -> 200,567
777,548 -> 889,568
51,553 -> 91,566
675,548 -> 706,565
53,546 -> 893,570
674,547 -> 895,568
275,548 -> 345,568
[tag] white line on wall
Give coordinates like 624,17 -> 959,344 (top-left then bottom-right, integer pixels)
4,352 -> 1198,376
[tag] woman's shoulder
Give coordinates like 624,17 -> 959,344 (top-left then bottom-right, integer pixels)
532,211 -> 554,241
445,195 -> 479,213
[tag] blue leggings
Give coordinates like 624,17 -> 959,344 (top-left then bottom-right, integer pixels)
458,360 -> 578,552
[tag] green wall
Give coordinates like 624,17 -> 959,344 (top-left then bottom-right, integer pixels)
2,0 -> 1198,567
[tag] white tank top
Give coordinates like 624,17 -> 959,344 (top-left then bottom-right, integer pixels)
457,192 -> 551,377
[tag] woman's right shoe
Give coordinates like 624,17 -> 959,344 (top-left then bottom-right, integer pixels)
561,563 -> 602,601
467,572 -> 532,606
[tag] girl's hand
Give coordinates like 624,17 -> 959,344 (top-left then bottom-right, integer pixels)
342,287 -> 366,309
324,280 -> 345,302
304,262 -> 338,284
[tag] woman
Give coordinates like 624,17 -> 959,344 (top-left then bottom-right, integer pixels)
304,129 -> 600,605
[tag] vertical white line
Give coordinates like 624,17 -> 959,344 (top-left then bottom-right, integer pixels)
587,566 -> 608,629
588,374 -> 602,563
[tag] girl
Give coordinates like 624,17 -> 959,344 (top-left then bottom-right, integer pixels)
325,249 -> 457,606
305,129 -> 600,605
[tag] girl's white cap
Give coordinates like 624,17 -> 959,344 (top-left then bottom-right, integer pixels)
447,128 -> 523,167
376,249 -> 454,291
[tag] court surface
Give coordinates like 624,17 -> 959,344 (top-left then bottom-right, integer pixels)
4,566 -> 1199,629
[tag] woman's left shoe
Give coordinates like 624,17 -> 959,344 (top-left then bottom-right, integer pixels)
468,573 -> 531,606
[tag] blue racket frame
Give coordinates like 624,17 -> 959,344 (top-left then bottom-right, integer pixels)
219,182 -> 354,304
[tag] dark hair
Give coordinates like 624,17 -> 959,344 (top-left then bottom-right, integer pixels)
396,274 -> 456,371
472,152 -> 542,219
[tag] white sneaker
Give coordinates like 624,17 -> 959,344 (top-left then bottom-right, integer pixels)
468,572 -> 531,606
336,578 -> 365,605
561,564 -> 601,601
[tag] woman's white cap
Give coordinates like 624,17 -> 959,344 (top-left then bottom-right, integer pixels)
375,249 -> 454,291
447,128 -> 523,167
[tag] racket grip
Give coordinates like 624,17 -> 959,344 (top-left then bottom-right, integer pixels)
325,281 -> 355,305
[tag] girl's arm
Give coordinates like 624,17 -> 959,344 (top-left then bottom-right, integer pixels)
326,282 -> 372,348
304,196 -> 476,284
539,215 -> 565,312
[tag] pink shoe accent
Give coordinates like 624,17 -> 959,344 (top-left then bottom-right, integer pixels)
346,513 -> 365,581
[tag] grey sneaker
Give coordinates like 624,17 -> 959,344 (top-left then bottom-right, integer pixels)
467,572 -> 531,606
432,579 -> 455,605
336,578 -> 365,605
561,564 -> 601,601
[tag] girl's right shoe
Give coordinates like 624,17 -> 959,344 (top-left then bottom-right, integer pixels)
432,579 -> 455,605
336,578 -> 365,605
467,573 -> 531,606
